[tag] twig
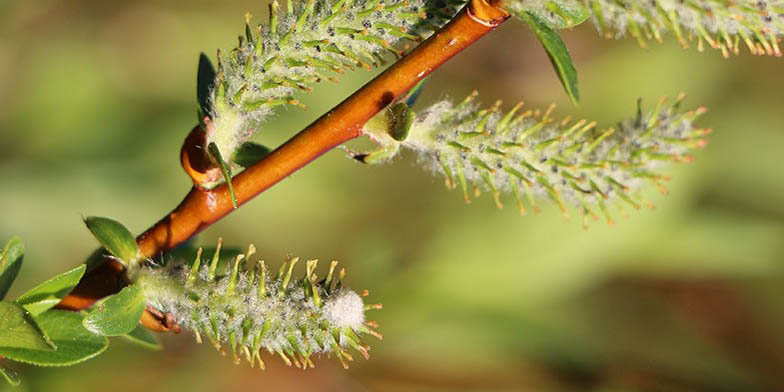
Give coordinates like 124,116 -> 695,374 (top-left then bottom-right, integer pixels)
57,0 -> 509,330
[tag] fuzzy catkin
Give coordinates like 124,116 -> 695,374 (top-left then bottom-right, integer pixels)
506,0 -> 783,56
207,0 -> 464,159
133,249 -> 380,369
398,93 -> 708,224
591,0 -> 783,55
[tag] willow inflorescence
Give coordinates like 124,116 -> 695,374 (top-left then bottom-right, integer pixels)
363,92 -> 709,227
510,0 -> 784,56
133,241 -> 382,369
205,0 -> 465,162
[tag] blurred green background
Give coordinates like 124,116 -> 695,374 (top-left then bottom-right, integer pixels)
2,1 -> 784,391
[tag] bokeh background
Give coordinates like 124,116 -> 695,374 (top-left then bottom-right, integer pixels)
2,1 -> 784,391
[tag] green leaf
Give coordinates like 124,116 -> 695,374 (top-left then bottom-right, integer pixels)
521,11 -> 580,105
16,265 -> 87,316
83,285 -> 145,336
84,248 -> 110,273
0,302 -> 55,351
390,103 -> 415,142
540,1 -> 590,29
232,142 -> 271,168
83,216 -> 140,266
0,310 -> 108,366
197,53 -> 217,120
122,324 -> 162,351
0,362 -> 20,386
505,1 -> 589,30
208,142 -> 238,209
402,76 -> 429,108
0,237 -> 24,300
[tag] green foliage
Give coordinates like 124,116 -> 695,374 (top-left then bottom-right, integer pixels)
232,142 -> 272,168
122,325 -> 162,351
0,363 -> 20,387
0,310 -> 109,367
517,10 -> 581,104
16,264 -> 86,316
0,302 -> 55,351
0,237 -> 24,300
83,285 -> 146,337
208,142 -> 239,209
507,0 -> 590,29
0,236 -> 111,385
83,216 -> 140,267
197,52 -> 217,121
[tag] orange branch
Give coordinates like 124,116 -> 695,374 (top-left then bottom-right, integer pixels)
58,0 -> 509,330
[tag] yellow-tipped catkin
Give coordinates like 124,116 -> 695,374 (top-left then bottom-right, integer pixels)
395,94 -> 708,225
133,243 -> 381,369
507,0 -> 783,57
206,0 -> 464,161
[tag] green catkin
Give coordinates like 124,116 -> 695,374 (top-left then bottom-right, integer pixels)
206,0 -> 464,161
507,0 -> 784,57
132,245 -> 381,369
386,93 -> 708,227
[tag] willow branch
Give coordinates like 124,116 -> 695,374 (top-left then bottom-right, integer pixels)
58,0 -> 509,330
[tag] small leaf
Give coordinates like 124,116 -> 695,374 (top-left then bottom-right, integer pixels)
197,53 -> 217,119
208,142 -> 238,209
83,285 -> 145,336
540,1 -> 590,29
232,142 -> 271,168
354,144 -> 401,165
16,264 -> 87,316
122,324 -> 162,351
0,302 -> 55,351
505,0 -> 589,30
83,216 -> 140,266
402,76 -> 429,108
84,248 -> 110,273
0,237 -> 24,300
0,361 -> 20,386
389,103 -> 415,142
521,11 -> 580,105
0,310 -> 108,366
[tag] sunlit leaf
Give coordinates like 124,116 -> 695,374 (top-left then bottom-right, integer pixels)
208,142 -> 238,209
0,310 -> 108,367
0,362 -> 20,386
520,11 -> 580,105
0,237 -> 24,300
122,324 -> 162,351
0,302 -> 54,351
16,264 -> 86,316
83,216 -> 139,266
83,285 -> 145,336
538,1 -> 590,29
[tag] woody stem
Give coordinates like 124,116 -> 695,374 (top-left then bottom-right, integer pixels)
58,0 -> 509,330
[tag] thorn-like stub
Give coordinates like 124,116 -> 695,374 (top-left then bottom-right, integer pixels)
180,119 -> 223,188
468,0 -> 510,27
142,305 -> 180,333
